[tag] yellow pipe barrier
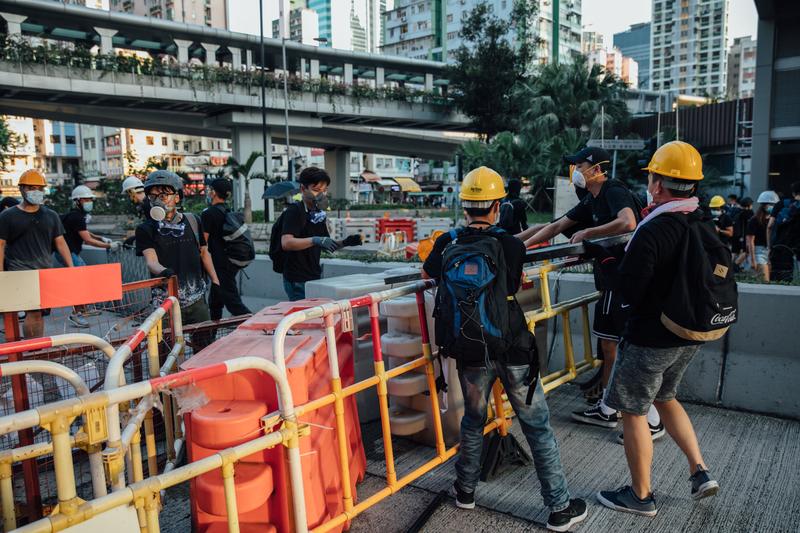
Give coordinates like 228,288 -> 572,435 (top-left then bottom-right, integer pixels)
221,462 -> 240,533
130,429 -> 148,531
373,359 -> 397,486
1,462 -> 15,531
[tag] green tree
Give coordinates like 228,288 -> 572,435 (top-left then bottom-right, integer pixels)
0,116 -> 24,171
446,0 -> 538,139
224,152 -> 266,224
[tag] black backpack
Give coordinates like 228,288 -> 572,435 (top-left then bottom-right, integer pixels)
433,226 -> 513,364
268,203 -> 304,274
660,212 -> 738,342
212,206 -> 255,269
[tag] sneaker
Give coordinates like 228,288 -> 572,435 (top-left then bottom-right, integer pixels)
571,403 -> 618,428
68,313 -> 90,329
615,422 -> 666,445
546,498 -> 588,532
81,308 -> 102,317
597,486 -> 657,517
450,482 -> 475,510
690,465 -> 719,500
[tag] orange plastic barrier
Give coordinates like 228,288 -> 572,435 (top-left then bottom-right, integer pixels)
182,299 -> 366,533
377,218 -> 415,242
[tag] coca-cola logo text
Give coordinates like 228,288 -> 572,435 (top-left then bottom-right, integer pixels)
710,310 -> 737,325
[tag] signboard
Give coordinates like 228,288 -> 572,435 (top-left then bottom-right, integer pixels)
587,138 -> 646,151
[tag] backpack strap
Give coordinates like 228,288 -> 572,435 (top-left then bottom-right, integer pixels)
184,212 -> 201,249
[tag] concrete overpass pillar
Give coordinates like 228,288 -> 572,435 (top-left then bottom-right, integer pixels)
174,39 -> 193,64
202,43 -> 220,66
344,63 -> 353,85
324,149 -> 350,201
229,46 -> 242,70
94,27 -> 118,54
231,126 -> 271,209
376,67 -> 384,88
0,13 -> 26,36
310,59 -> 320,80
425,73 -> 433,92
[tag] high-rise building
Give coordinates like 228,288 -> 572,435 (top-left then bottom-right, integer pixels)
650,0 -> 729,96
614,22 -> 651,89
727,35 -> 756,99
63,0 -> 110,8
582,31 -> 604,54
304,0 -> 381,52
109,0 -> 228,27
383,0 -> 581,64
272,7 -> 321,45
588,48 -> 639,88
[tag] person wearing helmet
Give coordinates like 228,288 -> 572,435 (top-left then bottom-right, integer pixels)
422,166 -> 588,532
0,169 -> 73,339
518,147 -> 654,435
747,190 -> 779,282
57,185 -> 120,327
708,195 -> 733,250
584,141 -> 720,517
122,176 -> 146,207
766,182 -> 800,281
135,170 -> 219,348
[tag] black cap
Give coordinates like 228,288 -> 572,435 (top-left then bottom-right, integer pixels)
210,178 -> 233,198
564,147 -> 612,166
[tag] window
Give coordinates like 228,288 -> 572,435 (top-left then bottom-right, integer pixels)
173,140 -> 179,151
50,135 -> 60,144
447,13 -> 453,22
183,141 -> 190,152
161,136 -> 168,146
84,139 -> 90,149
90,138 -> 95,148
145,136 -> 154,146
65,136 -> 75,145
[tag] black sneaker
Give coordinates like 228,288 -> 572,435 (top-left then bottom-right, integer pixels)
571,403 -> 618,428
615,422 -> 666,445
450,482 -> 475,509
597,485 -> 657,517
546,498 -> 588,532
690,465 -> 719,500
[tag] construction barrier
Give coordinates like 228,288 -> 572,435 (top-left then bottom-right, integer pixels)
377,218 -> 416,242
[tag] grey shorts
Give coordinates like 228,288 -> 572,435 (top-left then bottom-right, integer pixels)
605,341 -> 700,415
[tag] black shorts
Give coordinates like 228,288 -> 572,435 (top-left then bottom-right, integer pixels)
593,290 -> 629,343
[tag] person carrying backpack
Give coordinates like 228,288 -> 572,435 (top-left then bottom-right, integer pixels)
517,146 -> 662,441
422,166 -> 587,532
584,141 -> 728,517
201,178 -> 252,320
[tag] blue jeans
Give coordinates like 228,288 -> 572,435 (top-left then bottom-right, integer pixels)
53,252 -> 86,267
456,362 -> 570,512
283,279 -> 306,301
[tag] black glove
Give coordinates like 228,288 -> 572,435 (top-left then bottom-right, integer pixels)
581,239 -> 614,261
159,268 -> 175,279
312,236 -> 340,253
342,234 -> 363,247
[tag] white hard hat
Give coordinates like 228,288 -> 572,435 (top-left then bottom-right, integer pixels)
122,176 -> 144,193
756,190 -> 780,205
70,185 -> 96,200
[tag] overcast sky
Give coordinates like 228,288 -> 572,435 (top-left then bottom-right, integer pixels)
582,0 -> 759,48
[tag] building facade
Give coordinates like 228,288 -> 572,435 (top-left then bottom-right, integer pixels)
650,0 -> 729,97
305,0 -> 383,52
382,0 -> 582,65
727,35 -> 756,99
588,48 -> 639,88
582,30 -> 604,54
109,0 -> 227,27
614,22 -> 651,89
272,7 -> 321,45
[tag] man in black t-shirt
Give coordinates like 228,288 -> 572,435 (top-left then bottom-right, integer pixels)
201,178 -> 251,320
135,170 -> 219,349
0,169 -> 73,339
497,179 -> 529,235
517,147 -> 655,434
279,167 -> 361,301
422,166 -> 587,532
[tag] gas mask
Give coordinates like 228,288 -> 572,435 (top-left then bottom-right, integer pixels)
24,190 -> 45,205
149,199 -> 176,222
303,189 -> 329,211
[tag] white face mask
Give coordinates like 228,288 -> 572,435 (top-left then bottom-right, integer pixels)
82,201 -> 93,213
572,168 -> 587,189
646,190 -> 654,205
24,190 -> 45,205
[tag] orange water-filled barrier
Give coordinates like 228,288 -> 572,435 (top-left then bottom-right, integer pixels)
182,299 -> 366,533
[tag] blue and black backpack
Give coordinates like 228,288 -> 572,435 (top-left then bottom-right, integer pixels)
433,226 -> 513,366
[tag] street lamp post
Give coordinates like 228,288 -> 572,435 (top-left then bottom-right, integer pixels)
282,31 -> 291,181
259,0 -> 267,170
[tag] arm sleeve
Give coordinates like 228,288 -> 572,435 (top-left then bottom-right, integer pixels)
617,225 -> 660,307
195,215 -> 207,247
421,233 -> 451,280
719,214 -> 733,229
746,217 -> 757,236
281,205 -> 305,237
52,212 -> 65,239
135,225 -> 154,256
605,186 -> 637,217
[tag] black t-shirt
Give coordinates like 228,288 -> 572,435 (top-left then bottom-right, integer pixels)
135,214 -> 208,306
200,204 -> 227,270
62,208 -> 87,254
713,212 -> 733,247
281,202 -> 330,283
0,205 -> 64,271
746,216 -> 768,247
422,225 -> 526,295
498,197 -> 528,235
618,213 -> 702,348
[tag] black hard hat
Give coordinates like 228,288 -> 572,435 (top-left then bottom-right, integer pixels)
144,170 -> 183,192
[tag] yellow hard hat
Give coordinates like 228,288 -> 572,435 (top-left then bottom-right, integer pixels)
460,166 -> 506,203
709,195 -> 725,208
642,141 -> 703,181
18,169 -> 47,187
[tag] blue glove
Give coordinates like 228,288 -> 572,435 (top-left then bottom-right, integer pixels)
312,236 -> 340,253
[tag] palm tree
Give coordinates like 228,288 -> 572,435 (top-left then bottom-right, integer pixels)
225,151 -> 265,224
